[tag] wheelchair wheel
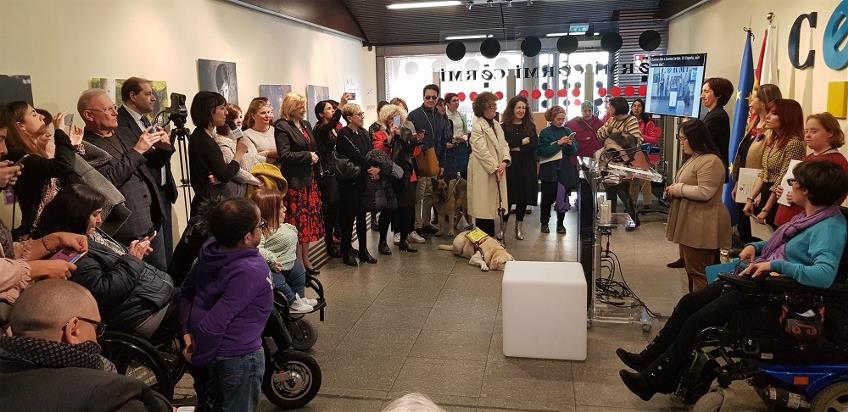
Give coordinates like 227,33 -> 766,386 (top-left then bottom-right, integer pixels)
100,332 -> 175,401
692,390 -> 725,412
262,350 -> 322,410
287,319 -> 318,351
810,381 -> 848,412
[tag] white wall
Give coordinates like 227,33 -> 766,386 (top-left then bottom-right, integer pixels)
0,0 -> 377,239
667,0 -> 846,131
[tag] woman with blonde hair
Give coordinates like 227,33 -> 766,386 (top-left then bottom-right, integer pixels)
372,103 -> 424,253
274,93 -> 323,275
241,97 -> 278,171
467,92 -> 511,237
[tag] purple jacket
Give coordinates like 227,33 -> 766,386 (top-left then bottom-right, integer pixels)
179,238 -> 273,366
565,116 -> 605,159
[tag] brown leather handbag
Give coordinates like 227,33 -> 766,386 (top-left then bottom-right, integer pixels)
415,147 -> 440,177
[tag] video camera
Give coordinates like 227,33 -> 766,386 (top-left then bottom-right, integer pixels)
168,92 -> 188,129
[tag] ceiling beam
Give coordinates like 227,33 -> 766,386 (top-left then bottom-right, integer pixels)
224,0 -> 367,41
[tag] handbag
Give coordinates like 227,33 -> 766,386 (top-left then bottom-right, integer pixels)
415,147 -> 440,177
331,135 -> 362,181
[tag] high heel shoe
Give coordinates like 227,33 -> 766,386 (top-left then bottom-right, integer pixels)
515,221 -> 524,240
619,370 -> 656,401
398,240 -> 418,252
616,348 -> 651,371
378,241 -> 392,255
342,250 -> 358,266
358,250 -> 377,264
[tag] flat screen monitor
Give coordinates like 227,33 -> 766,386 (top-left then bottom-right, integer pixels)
645,53 -> 707,118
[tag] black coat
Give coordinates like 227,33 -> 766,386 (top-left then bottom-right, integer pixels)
117,106 -> 178,203
7,129 -> 75,239
83,128 -> 170,243
73,236 -> 175,331
275,118 -> 319,189
336,126 -> 373,198
0,366 -> 171,411
703,106 -> 730,168
502,122 -> 539,206
187,127 -> 241,216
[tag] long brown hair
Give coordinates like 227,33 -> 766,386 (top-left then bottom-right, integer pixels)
2,101 -> 47,157
766,99 -> 804,149
249,187 -> 283,236
501,96 -> 532,127
216,104 -> 241,136
241,97 -> 271,131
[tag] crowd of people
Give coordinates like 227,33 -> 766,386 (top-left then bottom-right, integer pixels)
0,74 -> 846,411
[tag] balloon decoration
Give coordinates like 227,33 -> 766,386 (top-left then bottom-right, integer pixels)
638,85 -> 647,96
544,89 -> 554,99
601,32 -> 623,52
457,92 -> 466,102
557,89 -> 567,98
480,38 -> 501,59
610,86 -> 621,96
594,98 -> 603,106
445,41 -> 466,61
597,87 -> 607,97
495,91 -> 504,100
638,30 -> 662,52
519,90 -> 529,98
521,37 -> 542,57
624,86 -> 635,97
556,36 -> 578,54
574,99 -> 581,106
470,92 -> 478,101
531,89 -> 542,100
571,88 -> 580,97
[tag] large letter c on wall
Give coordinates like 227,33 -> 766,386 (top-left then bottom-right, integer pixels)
823,0 -> 848,70
789,13 -> 817,69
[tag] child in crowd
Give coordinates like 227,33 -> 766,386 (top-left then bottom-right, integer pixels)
179,197 -> 273,412
250,187 -> 318,313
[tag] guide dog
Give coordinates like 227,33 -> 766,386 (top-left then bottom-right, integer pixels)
432,178 -> 467,237
437,230 -> 514,272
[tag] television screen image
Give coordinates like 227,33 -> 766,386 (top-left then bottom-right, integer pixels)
645,54 -> 707,118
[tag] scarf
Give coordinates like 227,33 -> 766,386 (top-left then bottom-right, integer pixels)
759,205 -> 841,262
0,335 -> 115,371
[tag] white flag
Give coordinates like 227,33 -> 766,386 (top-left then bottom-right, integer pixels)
761,24 -> 778,85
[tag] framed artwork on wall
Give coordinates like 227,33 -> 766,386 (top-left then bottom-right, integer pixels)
0,75 -> 34,105
259,84 -> 292,120
306,85 -> 329,125
198,59 -> 239,104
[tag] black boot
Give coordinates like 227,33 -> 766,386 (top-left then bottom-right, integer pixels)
616,348 -> 651,371
326,244 -> 342,258
619,370 -> 656,401
541,223 -> 550,233
378,241 -> 392,255
358,250 -> 377,264
398,240 -> 417,252
556,223 -> 566,234
342,249 -> 358,266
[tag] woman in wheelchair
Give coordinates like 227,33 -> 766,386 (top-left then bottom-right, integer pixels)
33,184 -> 176,339
617,161 -> 848,401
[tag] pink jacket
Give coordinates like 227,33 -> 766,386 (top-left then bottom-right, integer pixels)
639,119 -> 661,164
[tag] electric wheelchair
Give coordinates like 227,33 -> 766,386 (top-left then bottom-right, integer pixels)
677,245 -> 848,411
99,214 -> 327,409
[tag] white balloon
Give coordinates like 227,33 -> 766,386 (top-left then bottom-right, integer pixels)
405,61 -> 419,76
465,58 -> 480,71
494,57 -> 510,70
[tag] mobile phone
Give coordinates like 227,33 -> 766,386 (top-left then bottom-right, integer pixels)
346,92 -> 357,100
392,116 -> 401,128
64,113 -> 74,127
140,230 -> 157,243
51,248 -> 87,264
230,127 -> 244,140
13,154 -> 30,167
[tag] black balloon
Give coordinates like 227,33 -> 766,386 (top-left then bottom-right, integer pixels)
480,38 -> 501,59
541,100 -> 548,109
594,98 -> 603,106
596,80 -> 604,88
557,36 -> 578,54
521,36 -> 542,57
446,41 -> 466,61
541,82 -> 548,90
639,30 -> 661,51
601,32 -> 623,52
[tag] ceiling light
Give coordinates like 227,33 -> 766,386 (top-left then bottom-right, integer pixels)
546,32 -> 568,37
386,1 -> 461,10
445,34 -> 493,40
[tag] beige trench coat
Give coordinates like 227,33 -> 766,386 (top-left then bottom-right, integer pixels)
467,117 -> 512,219
666,153 -> 732,250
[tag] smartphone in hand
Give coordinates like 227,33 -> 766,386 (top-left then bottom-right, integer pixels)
346,92 -> 357,100
51,248 -> 87,264
392,116 -> 401,128
13,154 -> 30,167
140,230 -> 158,243
64,113 -> 74,127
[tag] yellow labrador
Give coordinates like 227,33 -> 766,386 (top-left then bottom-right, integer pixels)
438,230 -> 515,271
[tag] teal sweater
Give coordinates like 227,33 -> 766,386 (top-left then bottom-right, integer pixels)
750,213 -> 847,288
537,125 -> 578,158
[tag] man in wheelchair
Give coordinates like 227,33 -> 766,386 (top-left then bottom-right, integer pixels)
616,161 -> 848,402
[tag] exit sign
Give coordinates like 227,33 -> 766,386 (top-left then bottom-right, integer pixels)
570,24 -> 590,33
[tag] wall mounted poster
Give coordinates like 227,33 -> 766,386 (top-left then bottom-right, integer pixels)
198,59 -> 238,105
306,85 -> 329,125
259,84 -> 292,120
90,78 -> 169,117
0,75 -> 34,105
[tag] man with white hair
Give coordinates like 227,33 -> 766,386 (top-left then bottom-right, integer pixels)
78,88 -> 173,270
0,279 -> 171,410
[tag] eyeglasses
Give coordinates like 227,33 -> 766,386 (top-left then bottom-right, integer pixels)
87,105 -> 118,115
424,96 -> 439,100
256,218 -> 268,230
487,104 -> 497,109
787,178 -> 798,186
68,317 -> 107,338
352,112 -> 365,117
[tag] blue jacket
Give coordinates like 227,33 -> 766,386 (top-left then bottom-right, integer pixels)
178,238 -> 273,366
408,106 -> 452,167
751,213 -> 847,289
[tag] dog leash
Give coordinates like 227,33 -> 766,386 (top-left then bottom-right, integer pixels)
496,175 -> 506,247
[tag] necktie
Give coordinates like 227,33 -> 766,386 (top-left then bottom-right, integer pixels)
141,115 -> 151,128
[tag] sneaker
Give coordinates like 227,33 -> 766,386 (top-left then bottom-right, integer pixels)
409,231 -> 426,243
290,298 -> 314,314
297,294 -> 319,307
393,232 -> 401,245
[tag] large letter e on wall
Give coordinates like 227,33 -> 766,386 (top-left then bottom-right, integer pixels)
824,0 -> 848,70
789,13 -> 817,69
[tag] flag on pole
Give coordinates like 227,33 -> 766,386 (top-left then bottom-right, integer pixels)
754,28 -> 768,88
760,23 -> 778,85
723,30 -> 755,226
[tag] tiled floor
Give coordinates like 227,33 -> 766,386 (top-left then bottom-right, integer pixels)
246,208 -> 765,411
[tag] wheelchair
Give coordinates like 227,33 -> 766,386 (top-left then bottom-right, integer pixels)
100,287 -> 325,409
674,274 -> 848,412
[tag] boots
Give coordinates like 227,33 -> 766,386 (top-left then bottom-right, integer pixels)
378,241 -> 392,255
515,220 -> 524,240
541,223 -> 550,233
616,348 -> 652,371
398,239 -> 418,252
358,250 -> 377,264
342,249 -> 358,266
